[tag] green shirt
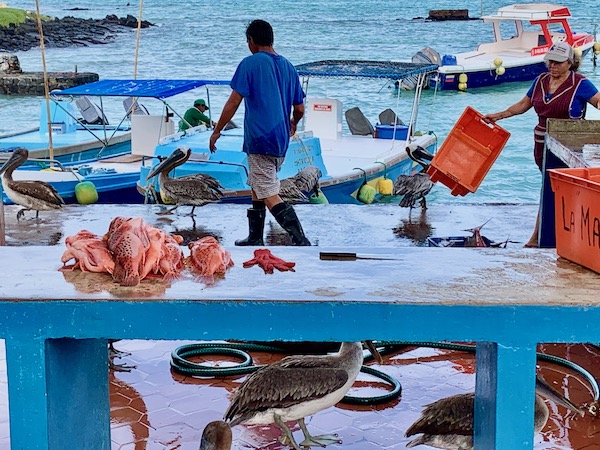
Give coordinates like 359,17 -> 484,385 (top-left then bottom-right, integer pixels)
180,107 -> 211,131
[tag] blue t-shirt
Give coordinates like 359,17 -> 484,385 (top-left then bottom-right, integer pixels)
230,51 -> 305,157
526,74 -> 598,119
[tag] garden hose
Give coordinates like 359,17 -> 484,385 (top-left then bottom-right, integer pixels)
170,341 -> 600,406
170,342 -> 402,405
377,341 -> 600,402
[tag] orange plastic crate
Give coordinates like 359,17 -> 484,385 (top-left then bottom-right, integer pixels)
427,106 -> 511,196
549,167 -> 600,274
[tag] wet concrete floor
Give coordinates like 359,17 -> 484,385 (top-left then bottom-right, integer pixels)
0,202 -> 599,449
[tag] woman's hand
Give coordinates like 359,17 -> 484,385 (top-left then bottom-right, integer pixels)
482,112 -> 503,123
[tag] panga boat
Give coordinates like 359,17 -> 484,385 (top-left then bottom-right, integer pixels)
139,60 -> 440,205
422,3 -> 596,91
0,79 -> 230,205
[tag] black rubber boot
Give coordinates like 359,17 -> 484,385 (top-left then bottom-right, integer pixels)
235,208 -> 266,246
273,205 -> 311,246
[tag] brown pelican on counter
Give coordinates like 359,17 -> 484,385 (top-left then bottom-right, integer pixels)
199,421 -> 232,450
279,165 -> 323,204
405,375 -> 584,449
393,144 -> 435,212
146,146 -> 224,215
224,341 -> 382,450
0,147 -> 64,220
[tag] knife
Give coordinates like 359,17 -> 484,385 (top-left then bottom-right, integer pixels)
319,252 -> 400,261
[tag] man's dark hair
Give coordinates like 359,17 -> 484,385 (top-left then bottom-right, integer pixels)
246,20 -> 274,46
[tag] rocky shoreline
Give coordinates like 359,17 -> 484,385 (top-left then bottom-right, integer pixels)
0,14 -> 154,52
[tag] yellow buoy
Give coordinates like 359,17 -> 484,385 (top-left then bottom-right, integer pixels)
594,42 -> 600,55
458,73 -> 468,83
458,82 -> 468,92
574,47 -> 583,58
74,181 -> 98,205
375,161 -> 393,195
495,66 -> 506,76
493,57 -> 503,67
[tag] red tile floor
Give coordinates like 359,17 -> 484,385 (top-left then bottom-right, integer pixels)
1,341 -> 600,449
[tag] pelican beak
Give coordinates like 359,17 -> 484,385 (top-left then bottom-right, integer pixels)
535,375 -> 585,416
364,340 -> 384,364
146,149 -> 186,180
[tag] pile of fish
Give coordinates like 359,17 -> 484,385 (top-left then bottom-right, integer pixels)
186,236 -> 234,283
60,217 -> 233,287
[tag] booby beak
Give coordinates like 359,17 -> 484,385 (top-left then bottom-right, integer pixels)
535,375 -> 585,416
364,340 -> 384,364
146,147 -> 189,180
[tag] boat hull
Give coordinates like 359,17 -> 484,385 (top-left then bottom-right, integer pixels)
138,133 -> 437,205
432,48 -> 593,90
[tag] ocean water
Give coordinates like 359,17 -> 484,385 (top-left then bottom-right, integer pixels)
2,0 -> 600,205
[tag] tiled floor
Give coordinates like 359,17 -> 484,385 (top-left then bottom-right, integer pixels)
109,341 -> 600,449
0,340 -> 598,449
3,340 -> 595,449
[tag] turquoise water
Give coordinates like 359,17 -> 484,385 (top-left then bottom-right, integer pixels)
2,0 -> 600,204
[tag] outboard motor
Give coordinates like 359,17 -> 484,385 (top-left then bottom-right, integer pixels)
399,47 -> 442,91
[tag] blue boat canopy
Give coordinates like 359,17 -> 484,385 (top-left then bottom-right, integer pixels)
295,60 -> 439,79
53,79 -> 231,99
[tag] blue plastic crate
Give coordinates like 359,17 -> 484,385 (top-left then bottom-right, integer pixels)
375,124 -> 408,140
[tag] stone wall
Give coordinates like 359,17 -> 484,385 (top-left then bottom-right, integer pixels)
0,70 -> 99,95
0,14 -> 153,52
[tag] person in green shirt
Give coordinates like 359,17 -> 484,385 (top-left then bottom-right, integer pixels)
179,98 -> 213,131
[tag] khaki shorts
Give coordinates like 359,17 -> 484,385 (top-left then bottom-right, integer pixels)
247,153 -> 285,199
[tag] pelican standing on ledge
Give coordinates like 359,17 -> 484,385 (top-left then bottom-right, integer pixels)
224,341 -> 382,450
405,375 -> 584,449
393,144 -> 435,212
146,146 -> 224,215
0,147 -> 64,220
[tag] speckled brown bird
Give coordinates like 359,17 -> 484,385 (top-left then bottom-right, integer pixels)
224,341 -> 381,450
405,375 -> 584,449
146,146 -> 223,215
199,420 -> 232,450
0,147 -> 64,220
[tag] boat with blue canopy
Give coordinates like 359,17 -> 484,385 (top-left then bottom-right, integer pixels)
137,60 -> 440,205
0,79 -> 230,204
1,60 -> 439,206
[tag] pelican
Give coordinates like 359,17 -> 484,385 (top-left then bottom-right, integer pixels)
393,144 -> 435,212
0,147 -> 64,220
405,375 -> 584,449
146,146 -> 223,215
224,341 -> 382,450
279,165 -> 323,204
199,420 -> 232,450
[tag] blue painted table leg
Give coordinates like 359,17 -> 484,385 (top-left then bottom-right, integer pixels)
6,338 -> 110,450
474,342 -> 537,449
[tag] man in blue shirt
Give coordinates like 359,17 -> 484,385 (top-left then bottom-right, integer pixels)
210,19 -> 310,246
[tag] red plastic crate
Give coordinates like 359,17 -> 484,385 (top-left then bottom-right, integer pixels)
427,106 -> 511,196
549,167 -> 600,274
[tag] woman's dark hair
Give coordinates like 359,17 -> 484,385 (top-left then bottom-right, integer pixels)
570,55 -> 581,72
246,20 -> 274,46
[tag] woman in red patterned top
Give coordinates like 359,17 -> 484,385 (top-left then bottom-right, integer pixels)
484,42 -> 600,247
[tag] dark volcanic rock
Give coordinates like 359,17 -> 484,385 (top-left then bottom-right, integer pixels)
0,15 -> 154,52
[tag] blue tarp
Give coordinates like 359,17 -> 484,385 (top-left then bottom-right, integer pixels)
295,60 -> 439,79
53,79 -> 231,99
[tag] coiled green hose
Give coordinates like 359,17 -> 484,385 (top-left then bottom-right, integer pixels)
170,342 -> 402,405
